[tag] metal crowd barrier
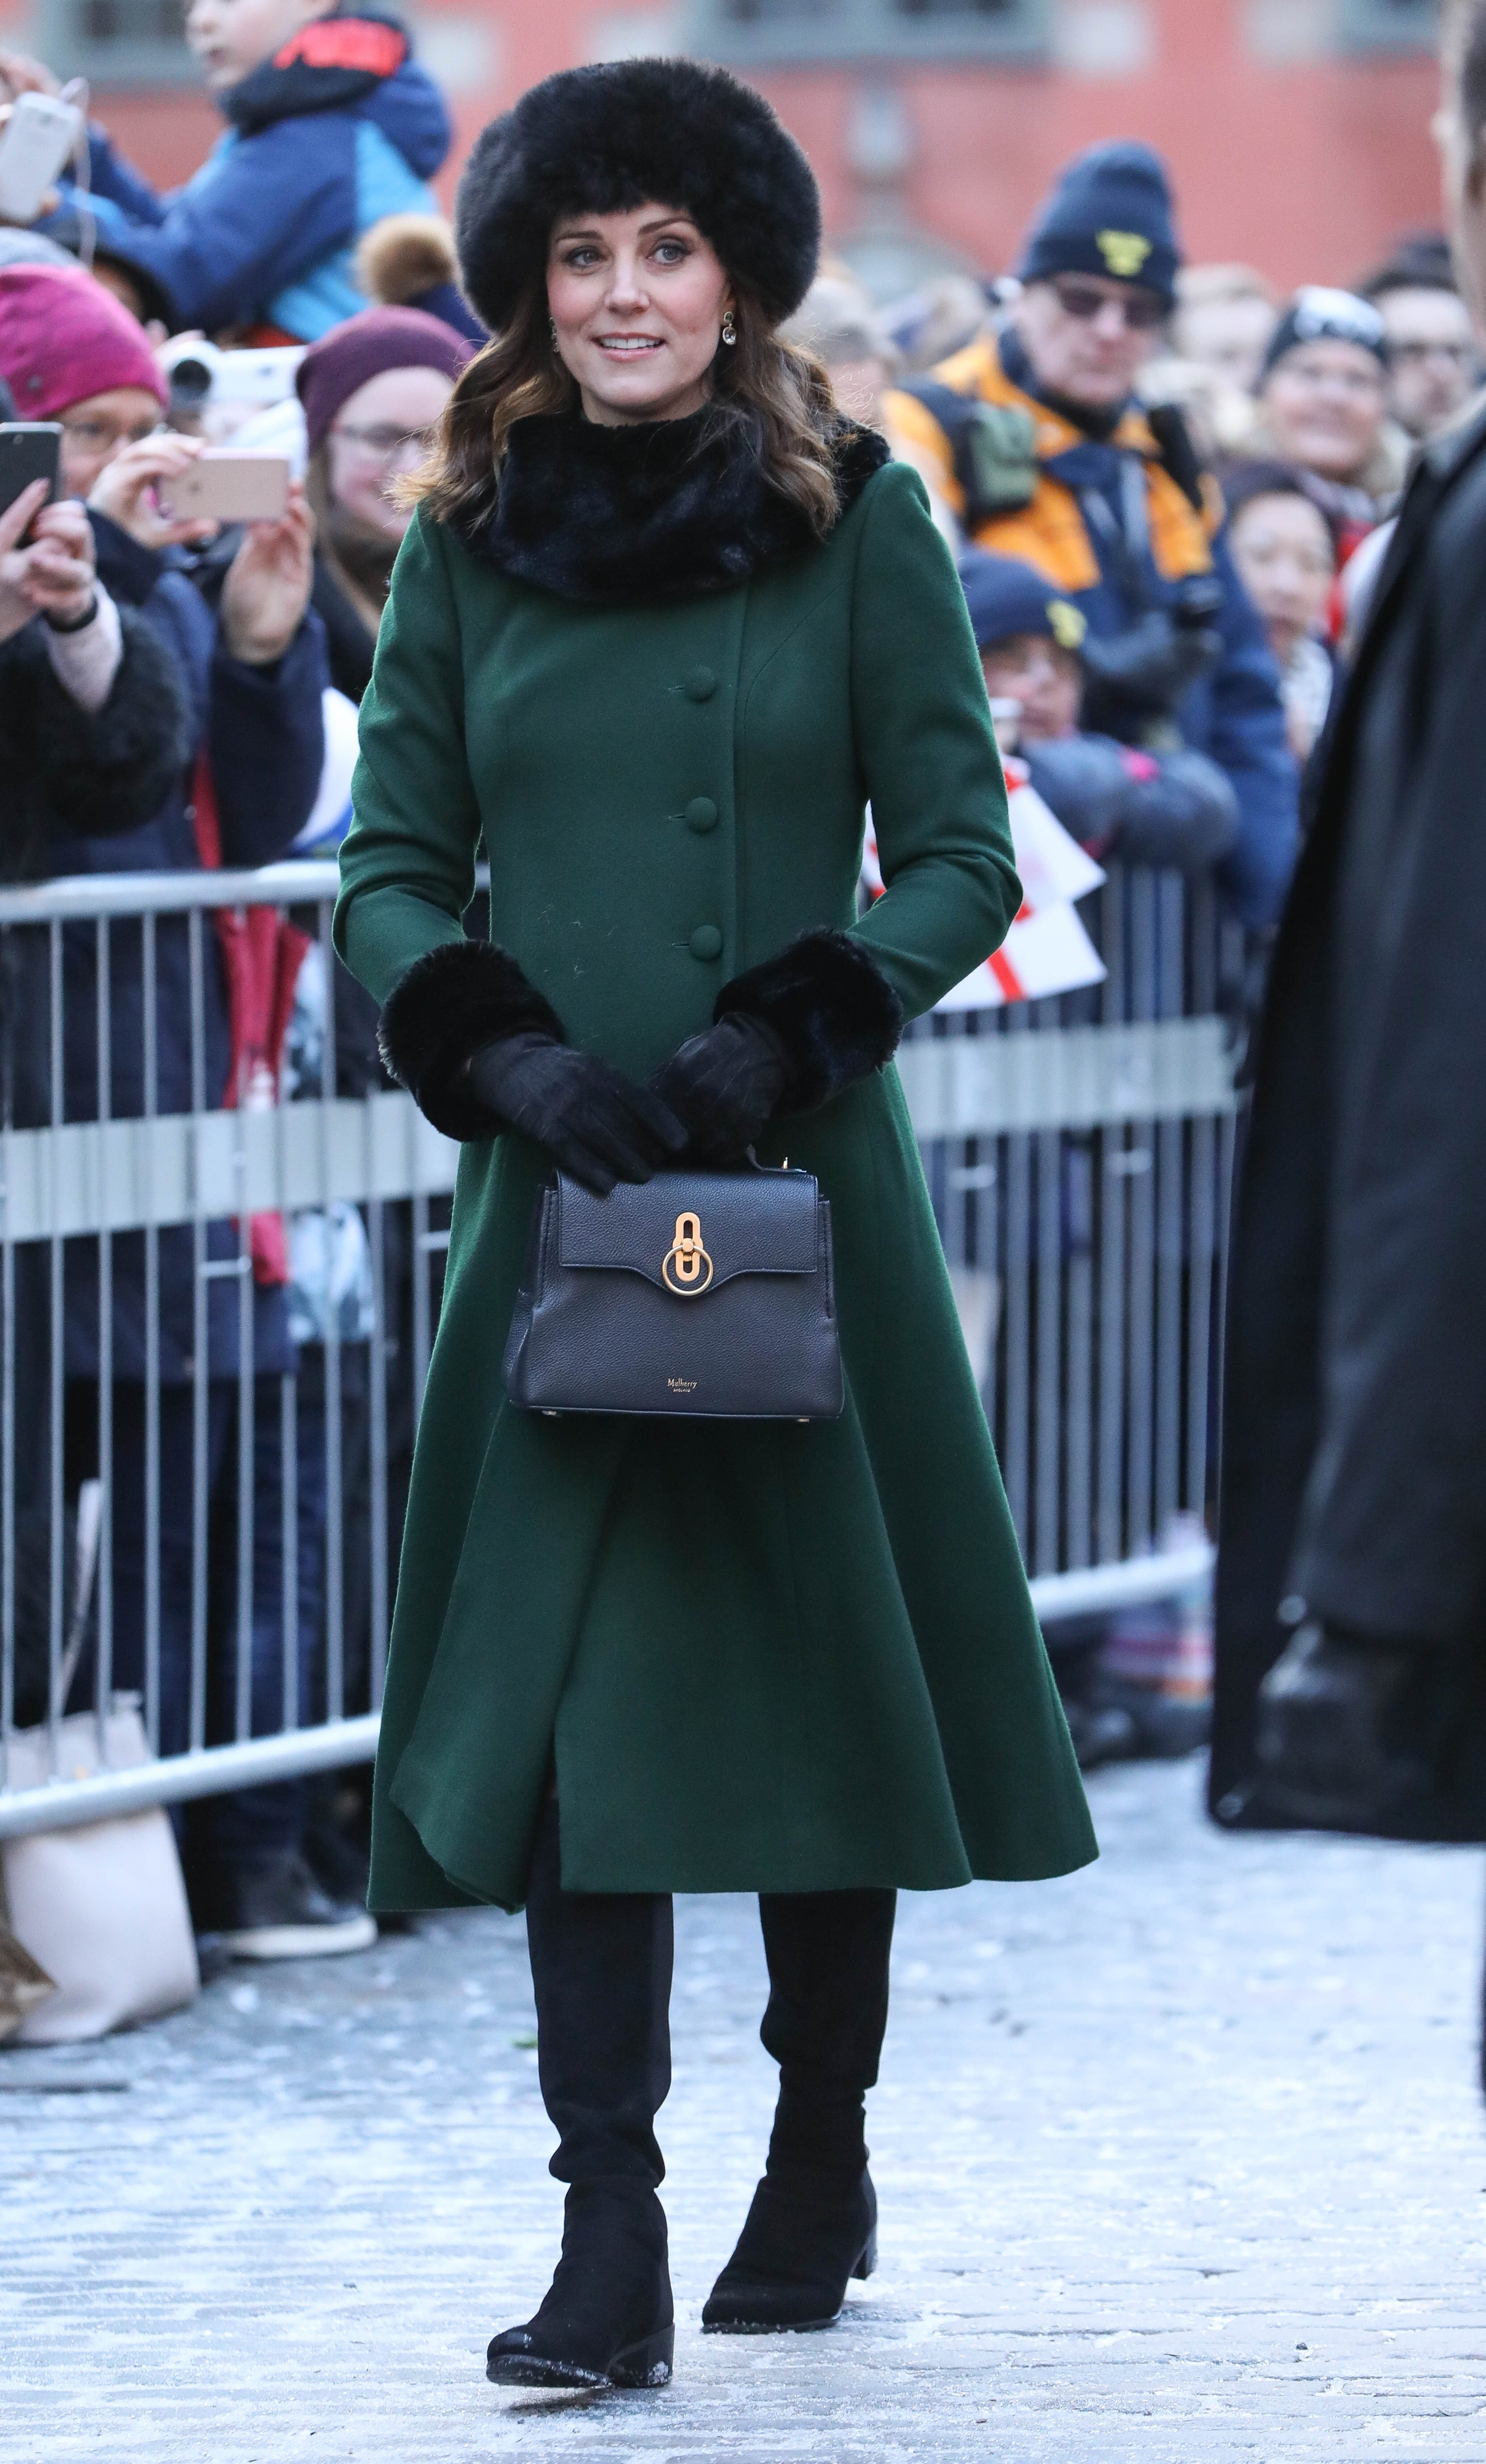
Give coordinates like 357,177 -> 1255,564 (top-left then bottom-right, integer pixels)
903,866 -> 1238,1584
0,860 -> 1231,1842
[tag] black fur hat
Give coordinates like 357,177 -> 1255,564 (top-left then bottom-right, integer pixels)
455,58 -> 821,333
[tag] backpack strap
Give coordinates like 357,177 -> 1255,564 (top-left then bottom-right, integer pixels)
894,377 -> 1039,526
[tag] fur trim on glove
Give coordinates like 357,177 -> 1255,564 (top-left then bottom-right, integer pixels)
356,212 -> 459,308
377,940 -> 566,1141
455,60 -> 820,334
714,930 -> 903,1115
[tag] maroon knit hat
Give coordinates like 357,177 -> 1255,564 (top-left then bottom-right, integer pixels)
0,263 -> 167,421
295,305 -> 472,454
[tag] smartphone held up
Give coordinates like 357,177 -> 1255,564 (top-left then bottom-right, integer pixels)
0,90 -> 83,227
157,452 -> 292,525
0,422 -> 59,527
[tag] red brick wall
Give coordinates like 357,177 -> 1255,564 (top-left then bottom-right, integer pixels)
756,18 -> 1441,290
69,0 -> 1444,298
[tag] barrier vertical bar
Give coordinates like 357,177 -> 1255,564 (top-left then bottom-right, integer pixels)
1187,1113 -> 1216,1515
1125,873 -> 1156,1556
1214,1108 -> 1238,1488
1034,1109 -> 1061,1577
47,918 -> 63,1770
280,1368 -> 297,1730
981,1124 -> 1001,1450
1065,1133 -> 1093,1571
188,907 -> 208,1756
95,919 -> 113,1756
954,1014 -> 973,1290
411,1191 -> 431,1419
1003,1098 -> 1031,1548
1185,874 -> 1220,1520
319,903 -> 343,1721
1096,871 -> 1127,1563
367,1179 -> 389,1706
142,911 -> 161,1752
1154,875 -> 1185,1533
233,904 -> 253,1748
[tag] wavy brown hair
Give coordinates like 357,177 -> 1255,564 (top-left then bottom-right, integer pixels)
404,279 -> 844,538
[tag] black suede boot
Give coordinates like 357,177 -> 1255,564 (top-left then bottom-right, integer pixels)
486,1800 -> 676,2389
703,1887 -> 895,2333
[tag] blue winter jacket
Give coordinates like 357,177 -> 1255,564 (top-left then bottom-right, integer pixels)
48,514 -> 328,1382
1056,504 -> 1298,933
58,14 -> 449,339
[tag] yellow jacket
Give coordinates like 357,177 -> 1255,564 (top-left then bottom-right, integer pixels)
884,334 -> 1220,595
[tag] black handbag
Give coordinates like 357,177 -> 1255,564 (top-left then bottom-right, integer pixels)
502,1162 -> 843,1422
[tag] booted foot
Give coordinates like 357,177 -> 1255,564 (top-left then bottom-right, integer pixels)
486,2186 -> 674,2389
702,2163 -> 877,2333
205,1850 -> 377,1961
1254,1622 -> 1435,1828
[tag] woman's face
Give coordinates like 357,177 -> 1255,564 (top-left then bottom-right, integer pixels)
1260,338 -> 1387,483
547,202 -> 733,427
58,385 -> 164,498
1228,490 -> 1335,665
326,363 -> 455,540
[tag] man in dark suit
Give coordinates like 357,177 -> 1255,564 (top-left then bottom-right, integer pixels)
1211,0 -> 1486,1847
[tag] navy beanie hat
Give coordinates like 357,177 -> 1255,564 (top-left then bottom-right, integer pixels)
959,551 -> 1090,655
1259,285 -> 1389,386
1017,141 -> 1181,306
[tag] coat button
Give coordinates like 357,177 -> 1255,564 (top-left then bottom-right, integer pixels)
683,665 -> 717,702
685,796 -> 719,833
689,924 -> 723,962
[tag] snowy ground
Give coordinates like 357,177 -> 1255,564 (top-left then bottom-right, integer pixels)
5,1758 -> 1486,2463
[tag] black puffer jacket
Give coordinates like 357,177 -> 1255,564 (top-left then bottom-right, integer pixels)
0,605 -> 190,1132
0,602 -> 186,883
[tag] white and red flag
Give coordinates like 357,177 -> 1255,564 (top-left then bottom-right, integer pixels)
861,757 -> 1106,1011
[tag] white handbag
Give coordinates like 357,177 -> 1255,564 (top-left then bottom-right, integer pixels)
0,1485 -> 198,2044
1,1702 -> 200,2043
0,1917 -> 54,2041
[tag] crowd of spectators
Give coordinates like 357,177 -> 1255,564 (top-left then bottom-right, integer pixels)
0,0 -> 1473,1932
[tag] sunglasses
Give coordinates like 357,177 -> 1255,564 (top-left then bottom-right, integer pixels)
1050,277 -> 1167,333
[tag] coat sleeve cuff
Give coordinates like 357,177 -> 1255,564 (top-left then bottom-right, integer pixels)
714,928 -> 903,1115
377,940 -> 566,1140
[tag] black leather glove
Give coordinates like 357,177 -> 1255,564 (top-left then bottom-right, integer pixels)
1080,609 -> 1223,729
466,1031 -> 686,1196
648,1013 -> 789,1163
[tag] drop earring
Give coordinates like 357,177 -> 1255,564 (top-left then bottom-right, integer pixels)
549,317 -> 559,348
721,309 -> 736,347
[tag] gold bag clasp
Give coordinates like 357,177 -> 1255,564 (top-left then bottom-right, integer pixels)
662,1208 -> 714,1296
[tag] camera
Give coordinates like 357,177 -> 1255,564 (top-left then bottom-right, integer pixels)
158,337 -> 304,443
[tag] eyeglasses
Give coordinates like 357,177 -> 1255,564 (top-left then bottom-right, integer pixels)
1049,277 -> 1167,334
330,422 -> 436,466
1388,340 -> 1477,367
60,414 -> 166,454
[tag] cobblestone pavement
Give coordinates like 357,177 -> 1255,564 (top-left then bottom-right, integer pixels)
5,1759 -> 1486,2463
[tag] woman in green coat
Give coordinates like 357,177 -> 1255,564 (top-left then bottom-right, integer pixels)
335,56 -> 1095,2395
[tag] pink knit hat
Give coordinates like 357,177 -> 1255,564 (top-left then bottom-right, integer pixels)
296,304 -> 471,455
0,263 -> 167,421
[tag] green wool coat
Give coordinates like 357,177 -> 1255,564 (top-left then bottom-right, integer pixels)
335,456 -> 1096,1913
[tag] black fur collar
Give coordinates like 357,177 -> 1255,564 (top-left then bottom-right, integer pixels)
461,409 -> 890,605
